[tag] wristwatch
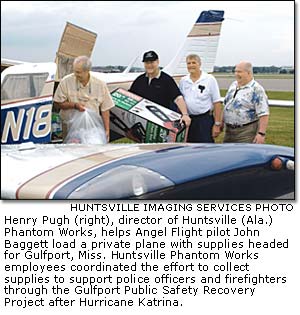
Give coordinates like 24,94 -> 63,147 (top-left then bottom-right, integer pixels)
214,121 -> 221,126
258,131 -> 266,136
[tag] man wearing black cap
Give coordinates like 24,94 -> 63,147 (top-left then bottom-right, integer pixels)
129,51 -> 191,127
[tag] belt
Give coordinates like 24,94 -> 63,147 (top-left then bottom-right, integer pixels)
189,110 -> 212,118
226,120 -> 258,129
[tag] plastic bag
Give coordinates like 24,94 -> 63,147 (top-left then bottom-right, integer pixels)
63,108 -> 107,144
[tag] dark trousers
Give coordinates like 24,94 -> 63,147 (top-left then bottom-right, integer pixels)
187,111 -> 214,143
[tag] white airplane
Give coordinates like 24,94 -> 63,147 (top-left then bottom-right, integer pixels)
1,10 -> 226,145
1,58 -> 26,72
0,9 -> 293,147
1,10 -> 295,200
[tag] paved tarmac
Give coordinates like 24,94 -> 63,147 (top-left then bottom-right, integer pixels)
216,78 -> 294,91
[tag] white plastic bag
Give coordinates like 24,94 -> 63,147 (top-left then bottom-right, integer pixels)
63,108 -> 107,144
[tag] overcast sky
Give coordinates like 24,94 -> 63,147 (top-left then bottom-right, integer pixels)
1,1 -> 295,67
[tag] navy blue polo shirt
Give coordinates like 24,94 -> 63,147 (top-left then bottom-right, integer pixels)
129,71 -> 181,109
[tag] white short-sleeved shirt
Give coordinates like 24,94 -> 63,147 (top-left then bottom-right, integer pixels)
179,71 -> 222,115
223,79 -> 269,125
54,72 -> 114,121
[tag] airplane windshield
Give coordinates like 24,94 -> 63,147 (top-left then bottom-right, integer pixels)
1,72 -> 48,101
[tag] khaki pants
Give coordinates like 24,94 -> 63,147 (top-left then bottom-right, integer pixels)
223,121 -> 258,143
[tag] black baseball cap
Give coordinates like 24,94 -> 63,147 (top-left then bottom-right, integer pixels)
142,51 -> 159,62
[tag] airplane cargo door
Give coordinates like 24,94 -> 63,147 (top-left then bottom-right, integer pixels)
55,22 -> 97,80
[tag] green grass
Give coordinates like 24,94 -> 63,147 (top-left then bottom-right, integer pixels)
112,106 -> 294,148
112,137 -> 135,144
211,104 -> 294,147
220,89 -> 294,101
213,106 -> 294,147
265,91 -> 294,101
264,106 -> 294,147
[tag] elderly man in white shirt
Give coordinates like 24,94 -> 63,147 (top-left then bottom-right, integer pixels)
179,54 -> 222,143
223,61 -> 269,144
54,56 -> 114,142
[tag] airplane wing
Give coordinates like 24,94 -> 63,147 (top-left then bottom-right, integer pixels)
268,100 -> 294,107
1,58 -> 26,72
1,58 -> 26,65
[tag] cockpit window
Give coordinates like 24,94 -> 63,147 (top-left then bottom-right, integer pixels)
1,72 -> 49,101
67,165 -> 174,199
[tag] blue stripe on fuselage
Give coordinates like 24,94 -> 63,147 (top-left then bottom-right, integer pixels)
52,144 -> 294,199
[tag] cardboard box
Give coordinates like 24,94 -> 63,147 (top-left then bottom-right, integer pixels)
110,88 -> 186,143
